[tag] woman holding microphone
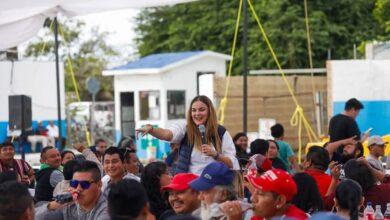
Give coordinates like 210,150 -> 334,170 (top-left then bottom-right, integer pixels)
137,95 -> 238,175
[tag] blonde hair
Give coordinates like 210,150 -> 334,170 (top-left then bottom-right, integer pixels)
232,170 -> 245,199
186,95 -> 221,153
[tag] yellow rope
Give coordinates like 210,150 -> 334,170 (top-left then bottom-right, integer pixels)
247,0 -> 318,163
217,0 -> 243,124
304,0 -> 319,136
41,20 -> 55,54
58,23 -> 91,146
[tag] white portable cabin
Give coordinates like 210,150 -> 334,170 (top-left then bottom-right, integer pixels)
103,51 -> 230,159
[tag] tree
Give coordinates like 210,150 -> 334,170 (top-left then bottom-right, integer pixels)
135,0 -> 386,74
374,0 -> 390,38
24,19 -> 118,102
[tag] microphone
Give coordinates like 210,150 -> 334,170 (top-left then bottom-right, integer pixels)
198,124 -> 206,145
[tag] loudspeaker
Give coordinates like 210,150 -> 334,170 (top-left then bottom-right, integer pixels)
9,95 -> 32,131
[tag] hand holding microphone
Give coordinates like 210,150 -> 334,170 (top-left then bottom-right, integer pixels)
199,125 -> 218,158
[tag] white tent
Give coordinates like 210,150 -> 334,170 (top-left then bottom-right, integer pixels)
0,0 -> 198,150
0,0 -> 197,50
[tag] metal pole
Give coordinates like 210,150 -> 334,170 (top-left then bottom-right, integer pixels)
54,18 -> 63,150
197,72 -> 201,96
90,95 -> 96,145
243,0 -> 248,133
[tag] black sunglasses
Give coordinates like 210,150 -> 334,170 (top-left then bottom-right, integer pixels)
70,179 -> 96,190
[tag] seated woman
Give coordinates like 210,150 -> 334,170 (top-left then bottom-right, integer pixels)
267,140 -> 287,171
233,132 -> 249,168
137,95 -> 239,175
60,150 -> 75,166
141,161 -> 172,220
334,179 -> 364,220
292,172 -> 324,215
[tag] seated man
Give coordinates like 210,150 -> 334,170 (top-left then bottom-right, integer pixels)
108,179 -> 151,220
123,148 -> 141,177
0,141 -> 34,186
161,173 -> 200,219
366,135 -> 386,173
0,181 -> 35,220
325,137 -> 363,164
35,160 -> 109,220
303,146 -> 331,197
91,139 -> 107,162
35,146 -> 64,203
101,147 -> 140,194
27,121 -> 48,152
249,169 -> 307,220
189,161 -> 237,220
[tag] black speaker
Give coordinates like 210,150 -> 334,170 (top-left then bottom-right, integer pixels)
9,95 -> 32,131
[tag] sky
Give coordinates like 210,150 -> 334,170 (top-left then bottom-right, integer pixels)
19,9 -> 140,67
77,9 -> 140,63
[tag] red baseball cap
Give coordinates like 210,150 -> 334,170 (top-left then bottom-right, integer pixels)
248,169 -> 297,201
161,173 -> 198,191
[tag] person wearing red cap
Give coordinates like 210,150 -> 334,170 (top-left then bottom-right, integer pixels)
160,173 -> 201,219
249,169 -> 308,220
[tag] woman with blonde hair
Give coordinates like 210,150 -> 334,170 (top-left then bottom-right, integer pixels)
137,95 -> 238,175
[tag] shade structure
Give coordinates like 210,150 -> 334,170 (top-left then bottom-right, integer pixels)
0,0 -> 198,50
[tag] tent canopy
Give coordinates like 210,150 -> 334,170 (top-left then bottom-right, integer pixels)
0,0 -> 197,50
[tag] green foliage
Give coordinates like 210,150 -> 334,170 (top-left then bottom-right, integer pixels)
135,0 -> 386,74
24,19 -> 118,102
374,0 -> 390,35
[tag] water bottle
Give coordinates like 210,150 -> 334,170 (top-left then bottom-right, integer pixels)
364,202 -> 375,220
384,203 -> 390,220
239,198 -> 253,211
374,205 -> 384,220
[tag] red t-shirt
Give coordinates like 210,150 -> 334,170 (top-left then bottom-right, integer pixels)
251,205 -> 308,220
305,169 -> 332,197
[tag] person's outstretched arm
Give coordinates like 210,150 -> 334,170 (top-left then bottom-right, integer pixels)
137,124 -> 173,142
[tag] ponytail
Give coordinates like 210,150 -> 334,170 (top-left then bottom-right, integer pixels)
335,179 -> 362,220
348,187 -> 359,220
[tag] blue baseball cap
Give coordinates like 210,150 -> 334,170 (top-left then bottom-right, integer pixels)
189,162 -> 233,191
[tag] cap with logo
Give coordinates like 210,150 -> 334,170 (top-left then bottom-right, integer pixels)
248,169 -> 297,201
189,162 -> 233,191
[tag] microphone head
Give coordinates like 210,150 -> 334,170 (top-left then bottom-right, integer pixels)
198,124 -> 206,133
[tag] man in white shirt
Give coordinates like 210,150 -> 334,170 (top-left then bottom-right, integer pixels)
366,135 -> 387,173
101,147 -> 140,195
46,121 -> 59,147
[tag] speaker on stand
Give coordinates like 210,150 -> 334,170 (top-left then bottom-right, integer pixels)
9,95 -> 32,160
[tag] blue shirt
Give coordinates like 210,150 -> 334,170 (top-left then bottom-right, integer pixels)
276,140 -> 294,172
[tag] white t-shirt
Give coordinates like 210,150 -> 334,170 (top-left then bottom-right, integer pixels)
366,154 -> 385,172
101,172 -> 140,195
168,121 -> 240,175
46,125 -> 59,138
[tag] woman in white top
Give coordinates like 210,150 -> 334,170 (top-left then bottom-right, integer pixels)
137,95 -> 238,175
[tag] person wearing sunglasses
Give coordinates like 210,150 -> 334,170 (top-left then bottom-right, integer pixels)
35,160 -> 109,220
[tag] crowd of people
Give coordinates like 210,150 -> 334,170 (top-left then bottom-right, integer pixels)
0,96 -> 389,220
